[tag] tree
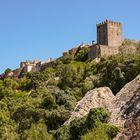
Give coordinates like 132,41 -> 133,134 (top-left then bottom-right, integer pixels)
4,68 -> 12,75
45,107 -> 70,130
42,93 -> 56,110
75,48 -> 89,61
86,108 -> 110,129
22,123 -> 53,140
58,65 -> 76,89
81,124 -> 119,140
112,67 -> 125,93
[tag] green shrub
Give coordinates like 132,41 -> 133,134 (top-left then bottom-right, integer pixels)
54,125 -> 70,140
69,117 -> 87,140
22,123 -> 53,140
86,108 -> 111,129
56,92 -> 76,111
81,123 -> 119,140
4,68 -> 12,75
61,56 -> 73,64
75,48 -> 89,61
42,93 -> 56,110
45,107 -> 70,130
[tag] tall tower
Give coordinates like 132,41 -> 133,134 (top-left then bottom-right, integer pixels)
97,20 -> 123,47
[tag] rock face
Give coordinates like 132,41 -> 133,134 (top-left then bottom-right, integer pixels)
65,87 -> 114,124
65,75 -> 140,139
110,75 -> 140,126
111,75 -> 140,140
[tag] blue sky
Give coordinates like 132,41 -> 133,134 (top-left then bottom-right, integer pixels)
0,0 -> 140,73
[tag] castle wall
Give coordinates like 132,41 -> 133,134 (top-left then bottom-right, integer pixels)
99,45 -> 119,57
32,63 -> 41,72
23,65 -> 33,73
88,45 -> 119,59
88,45 -> 100,59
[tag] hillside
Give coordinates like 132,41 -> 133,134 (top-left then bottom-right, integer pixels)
0,51 -> 140,140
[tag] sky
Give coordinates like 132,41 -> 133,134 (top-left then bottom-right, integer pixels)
0,0 -> 140,73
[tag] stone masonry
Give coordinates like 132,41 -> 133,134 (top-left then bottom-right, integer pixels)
97,20 -> 123,47
88,20 -> 124,59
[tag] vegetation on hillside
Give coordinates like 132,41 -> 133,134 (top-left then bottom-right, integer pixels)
0,52 -> 140,140
56,108 -> 119,140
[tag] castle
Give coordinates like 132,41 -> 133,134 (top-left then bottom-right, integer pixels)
97,20 -> 123,46
88,20 -> 123,59
1,20 -> 139,79
64,20 -> 139,60
63,20 -> 125,60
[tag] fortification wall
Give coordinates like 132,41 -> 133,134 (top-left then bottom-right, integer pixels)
99,45 -> 119,57
88,44 -> 119,59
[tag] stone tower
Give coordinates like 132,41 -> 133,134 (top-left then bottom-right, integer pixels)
97,20 -> 123,47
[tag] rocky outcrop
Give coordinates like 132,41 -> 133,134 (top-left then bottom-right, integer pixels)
65,87 -> 114,124
65,75 -> 140,139
114,118 -> 140,140
112,75 -> 140,140
109,75 -> 140,126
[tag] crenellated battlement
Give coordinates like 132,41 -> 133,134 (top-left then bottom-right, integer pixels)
97,20 -> 122,27
97,19 -> 123,47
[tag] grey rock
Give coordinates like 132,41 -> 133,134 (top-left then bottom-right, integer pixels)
111,75 -> 140,140
65,87 -> 114,124
64,75 -> 140,139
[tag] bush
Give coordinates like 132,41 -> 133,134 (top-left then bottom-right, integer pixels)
58,65 -> 76,89
61,56 -> 73,64
75,48 -> 89,61
54,125 -> 70,140
56,92 -> 77,111
69,117 -> 87,140
60,108 -> 113,140
4,68 -> 12,75
45,107 -> 70,130
0,124 -> 18,140
81,123 -> 119,140
22,123 -> 53,140
42,93 -> 56,110
86,108 -> 111,129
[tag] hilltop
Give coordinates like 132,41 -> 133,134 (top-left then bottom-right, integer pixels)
1,20 -> 140,79
0,20 -> 140,140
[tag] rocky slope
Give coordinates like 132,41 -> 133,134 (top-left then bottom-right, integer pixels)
65,87 -> 114,124
112,75 -> 140,140
65,75 -> 140,139
110,75 -> 140,126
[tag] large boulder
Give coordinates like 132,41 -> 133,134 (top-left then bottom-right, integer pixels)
109,75 -> 140,127
65,87 -> 114,124
64,74 -> 140,139
111,75 -> 140,139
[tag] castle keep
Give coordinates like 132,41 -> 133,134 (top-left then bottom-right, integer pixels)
88,20 -> 123,59
97,20 -> 123,46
